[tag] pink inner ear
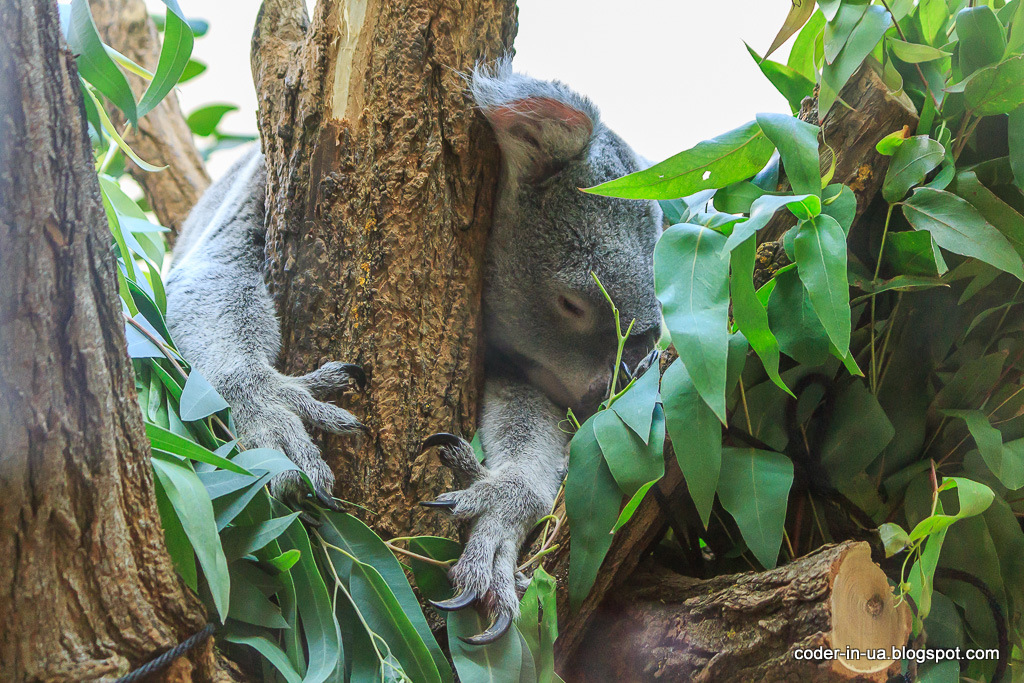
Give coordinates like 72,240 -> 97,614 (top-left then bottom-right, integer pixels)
487,97 -> 592,136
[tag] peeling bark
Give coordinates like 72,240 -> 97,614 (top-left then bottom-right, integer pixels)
251,0 -> 517,539
0,2 -> 225,680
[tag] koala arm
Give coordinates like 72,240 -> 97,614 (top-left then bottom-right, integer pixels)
423,373 -> 568,638
165,148 -> 364,505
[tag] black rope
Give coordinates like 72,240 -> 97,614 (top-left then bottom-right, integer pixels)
113,623 -> 216,683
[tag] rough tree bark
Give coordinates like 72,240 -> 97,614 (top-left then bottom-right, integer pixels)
568,542 -> 911,683
92,0 -> 210,236
250,0 -> 517,540
0,2 -> 226,680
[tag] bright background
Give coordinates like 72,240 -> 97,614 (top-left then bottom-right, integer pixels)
144,0 -> 797,174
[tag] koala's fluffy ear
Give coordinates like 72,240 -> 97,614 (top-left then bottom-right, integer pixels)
471,63 -> 598,184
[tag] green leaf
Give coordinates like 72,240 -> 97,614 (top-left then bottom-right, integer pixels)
767,267 -> 831,366
882,136 -> 946,202
824,1 -> 869,65
661,359 -> 721,527
178,58 -> 207,83
821,6 -> 893,115
765,0 -> 817,58
612,478 -> 660,533
878,522 -> 911,557
820,381 -> 895,480
146,422 -> 251,474
794,214 -> 852,356
883,230 -> 948,276
943,411 -> 1024,490
267,548 -> 301,572
319,512 -> 452,683
153,473 -> 197,589
407,536 -> 461,602
821,183 -> 857,233
957,6 -> 1006,77
518,567 -> 558,683
730,236 -> 787,393
908,477 -> 995,542
221,513 -> 302,561
152,456 -> 230,620
565,416 -> 621,610
213,474 -> 273,531
179,369 -> 229,421
908,527 -> 947,621
965,54 -> 1024,115
228,564 -> 289,628
448,610 -> 523,683
187,103 -> 238,137
876,128 -> 911,156
903,188 -> 1024,279
953,170 -> 1024,260
887,37 -> 951,63
610,363 -> 660,444
350,563 -> 444,683
67,0 -> 137,124
276,513 -> 342,683
137,0 -> 195,118
717,448 -> 794,569
723,193 -> 814,251
1009,107 -> 1024,192
222,622 -> 303,683
789,10 -> 826,81
583,121 -> 776,200
756,113 -> 821,197
746,44 -> 815,112
654,223 -> 730,422
593,410 -> 662,497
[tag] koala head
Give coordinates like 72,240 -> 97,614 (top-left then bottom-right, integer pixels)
471,64 -> 663,416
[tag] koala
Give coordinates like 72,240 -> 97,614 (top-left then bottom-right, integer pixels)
165,62 -> 662,644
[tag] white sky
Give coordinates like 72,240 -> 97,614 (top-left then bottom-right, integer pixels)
145,0 -> 796,174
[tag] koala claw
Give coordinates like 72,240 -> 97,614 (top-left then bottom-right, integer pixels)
421,432 -> 485,484
420,432 -> 463,452
340,363 -> 367,391
459,612 -> 513,646
419,498 -> 458,511
314,487 -> 344,513
429,589 -> 478,611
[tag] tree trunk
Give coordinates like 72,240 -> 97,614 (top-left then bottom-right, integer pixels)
91,0 -> 210,237
251,0 -> 517,539
0,2 -> 225,680
567,542 -> 912,683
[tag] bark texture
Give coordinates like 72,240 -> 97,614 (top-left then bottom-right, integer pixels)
567,542 -> 912,683
251,0 -> 517,539
91,0 -> 210,236
0,2 -> 223,680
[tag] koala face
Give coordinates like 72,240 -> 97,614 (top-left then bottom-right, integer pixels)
472,66 -> 663,416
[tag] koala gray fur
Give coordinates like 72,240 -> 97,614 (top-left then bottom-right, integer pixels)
165,61 -> 662,626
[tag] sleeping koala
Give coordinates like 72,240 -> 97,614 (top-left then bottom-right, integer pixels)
165,62 -> 662,644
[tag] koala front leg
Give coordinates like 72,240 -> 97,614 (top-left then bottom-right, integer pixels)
421,375 -> 568,644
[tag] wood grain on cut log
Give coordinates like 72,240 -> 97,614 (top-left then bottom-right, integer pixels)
0,2 -> 229,679
91,0 -> 210,237
567,542 -> 911,683
548,65 -> 919,670
251,0 -> 517,540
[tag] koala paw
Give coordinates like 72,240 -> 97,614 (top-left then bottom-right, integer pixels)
234,361 -> 368,513
420,433 -> 546,645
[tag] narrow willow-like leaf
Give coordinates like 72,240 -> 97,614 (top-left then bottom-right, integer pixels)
765,0 -> 816,59
66,0 -> 137,123
583,121 -> 775,200
137,0 -> 195,118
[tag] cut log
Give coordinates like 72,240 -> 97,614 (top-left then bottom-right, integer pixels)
566,541 -> 912,683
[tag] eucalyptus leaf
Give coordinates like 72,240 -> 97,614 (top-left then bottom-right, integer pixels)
964,54 -> 1024,116
793,214 -> 852,356
179,368 -> 230,421
956,6 -> 1006,77
882,136 -> 946,203
717,448 -> 794,569
756,113 -> 821,197
765,0 -> 817,59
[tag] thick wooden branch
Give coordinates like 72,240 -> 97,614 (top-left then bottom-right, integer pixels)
568,542 -> 911,683
252,0 -> 517,540
92,0 -> 210,237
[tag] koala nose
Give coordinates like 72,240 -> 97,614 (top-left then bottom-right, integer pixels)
555,291 -> 598,333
